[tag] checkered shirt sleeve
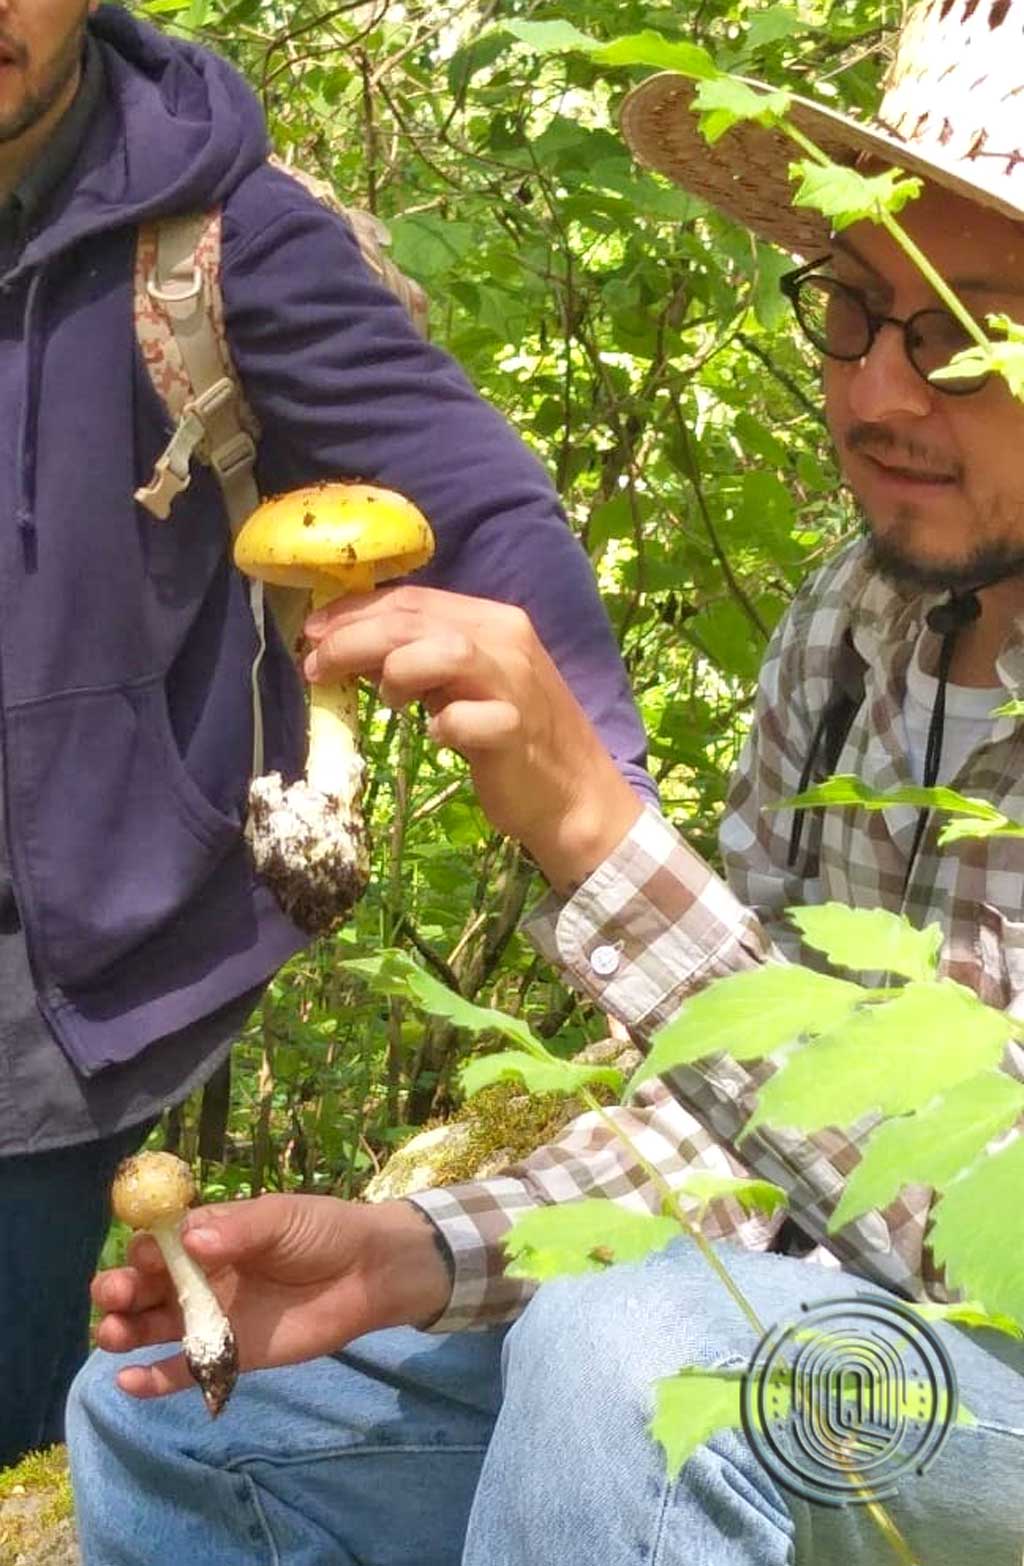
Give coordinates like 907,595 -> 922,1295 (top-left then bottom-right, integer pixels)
409,540 -> 1024,1332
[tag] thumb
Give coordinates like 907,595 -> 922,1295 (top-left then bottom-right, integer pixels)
181,1193 -> 292,1266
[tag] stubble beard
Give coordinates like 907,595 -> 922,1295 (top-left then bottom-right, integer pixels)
0,9 -> 90,146
866,502 -> 1024,594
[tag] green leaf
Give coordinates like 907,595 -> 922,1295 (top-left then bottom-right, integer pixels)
788,162 -> 922,230
747,981 -> 1013,1135
930,313 -> 1024,401
343,950 -> 542,1053
592,33 -> 718,78
502,21 -> 718,79
831,1070 -> 1024,1230
930,1137 -> 1024,1328
788,904 -> 943,981
502,19 -> 600,54
909,1299 -> 1024,1342
778,773 -> 1007,820
692,78 -> 791,144
459,1050 -> 623,1100
743,6 -> 808,54
673,1173 -> 787,1219
502,1200 -> 679,1281
628,965 -> 863,1093
651,1367 -> 743,1480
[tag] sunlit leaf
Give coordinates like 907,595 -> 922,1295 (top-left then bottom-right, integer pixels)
651,1367 -> 744,1479
502,21 -> 718,79
672,1173 -> 787,1219
460,1050 -> 622,1100
788,161 -> 922,229
788,904 -> 943,981
931,313 -> 1024,400
930,1138 -> 1024,1328
692,78 -> 791,144
830,1070 -> 1024,1230
502,1200 -> 678,1281
777,774 -> 1005,819
627,965 -> 863,1093
747,981 -> 1012,1134
909,1299 -> 1024,1342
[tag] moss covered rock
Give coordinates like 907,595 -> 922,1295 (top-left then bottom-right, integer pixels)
363,1034 -> 641,1202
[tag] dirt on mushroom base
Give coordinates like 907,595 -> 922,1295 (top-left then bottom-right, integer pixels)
0,1447 -> 78,1566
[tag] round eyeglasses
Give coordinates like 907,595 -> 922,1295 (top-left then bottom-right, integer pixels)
779,255 -> 989,396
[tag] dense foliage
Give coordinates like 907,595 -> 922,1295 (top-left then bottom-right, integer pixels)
132,0 -> 891,1205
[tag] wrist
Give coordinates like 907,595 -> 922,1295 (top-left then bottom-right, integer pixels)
524,770 -> 643,896
361,1199 -> 454,1331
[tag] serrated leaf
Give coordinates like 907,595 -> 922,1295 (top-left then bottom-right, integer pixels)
788,161 -> 922,229
777,774 -> 1005,819
502,1200 -> 678,1282
831,1071 -> 1024,1230
460,1050 -> 622,1100
651,1368 -> 743,1479
909,1299 -> 1024,1342
747,981 -> 1013,1136
628,965 -> 863,1094
692,78 -> 791,144
937,815 -> 1024,844
673,1173 -> 787,1219
930,1137 -> 1024,1328
343,950 -> 541,1053
788,904 -> 943,981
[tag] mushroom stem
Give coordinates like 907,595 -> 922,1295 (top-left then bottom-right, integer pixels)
149,1219 -> 238,1418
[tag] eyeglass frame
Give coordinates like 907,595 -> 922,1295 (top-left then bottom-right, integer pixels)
778,253 -> 990,398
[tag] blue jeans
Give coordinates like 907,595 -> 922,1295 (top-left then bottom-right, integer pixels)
67,1238 -> 1024,1564
0,1122 -> 152,1469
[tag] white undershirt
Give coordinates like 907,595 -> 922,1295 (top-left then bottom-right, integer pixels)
902,635 -> 1003,785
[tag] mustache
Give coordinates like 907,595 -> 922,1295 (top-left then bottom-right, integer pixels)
845,423 -> 963,481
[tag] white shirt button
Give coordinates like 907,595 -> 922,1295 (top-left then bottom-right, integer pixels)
589,943 -> 620,977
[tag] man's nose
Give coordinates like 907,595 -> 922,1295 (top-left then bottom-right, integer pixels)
845,320 -> 933,423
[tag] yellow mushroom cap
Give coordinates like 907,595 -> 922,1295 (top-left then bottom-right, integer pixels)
111,1150 -> 197,1230
233,482 -> 435,595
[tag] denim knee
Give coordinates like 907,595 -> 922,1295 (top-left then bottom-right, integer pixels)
500,1237 -> 757,1425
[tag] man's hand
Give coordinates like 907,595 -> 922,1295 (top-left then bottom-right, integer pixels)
304,586 -> 643,893
92,1195 -> 452,1400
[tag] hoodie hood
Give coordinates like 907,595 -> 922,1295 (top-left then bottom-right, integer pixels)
17,2 -> 269,272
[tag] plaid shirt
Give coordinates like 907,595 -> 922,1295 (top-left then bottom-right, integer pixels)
410,539 -> 1024,1331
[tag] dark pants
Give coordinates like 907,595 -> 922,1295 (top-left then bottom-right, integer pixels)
0,1121 -> 152,1469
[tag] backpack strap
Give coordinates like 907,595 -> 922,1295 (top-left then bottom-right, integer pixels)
134,210 -> 272,777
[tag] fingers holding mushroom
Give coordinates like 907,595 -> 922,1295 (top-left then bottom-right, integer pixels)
110,1151 -> 238,1417
233,482 -> 435,937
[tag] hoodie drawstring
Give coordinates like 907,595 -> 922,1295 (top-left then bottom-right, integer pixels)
16,266 -> 46,573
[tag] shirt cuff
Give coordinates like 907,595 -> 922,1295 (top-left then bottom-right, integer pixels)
523,803 -> 772,1033
405,1180 -> 541,1333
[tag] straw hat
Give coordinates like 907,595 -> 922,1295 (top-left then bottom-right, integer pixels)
620,0 -> 1024,256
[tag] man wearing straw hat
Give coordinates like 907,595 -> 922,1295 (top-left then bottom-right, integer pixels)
71,1 -> 1024,1560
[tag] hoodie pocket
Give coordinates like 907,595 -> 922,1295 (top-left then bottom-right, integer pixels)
7,677 -> 246,989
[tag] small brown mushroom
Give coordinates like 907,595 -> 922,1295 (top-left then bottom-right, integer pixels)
111,1151 -> 238,1417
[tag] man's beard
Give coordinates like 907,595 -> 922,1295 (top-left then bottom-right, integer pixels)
0,9 -> 89,146
867,528 -> 1024,593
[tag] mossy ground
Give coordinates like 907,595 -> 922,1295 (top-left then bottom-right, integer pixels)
0,1447 -> 77,1566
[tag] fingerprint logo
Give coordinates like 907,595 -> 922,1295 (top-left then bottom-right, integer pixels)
740,1295 -> 957,1506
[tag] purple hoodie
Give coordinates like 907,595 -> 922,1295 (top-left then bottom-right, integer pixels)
0,6 -> 653,1076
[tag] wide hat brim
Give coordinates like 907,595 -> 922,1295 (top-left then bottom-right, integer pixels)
619,72 -> 1024,258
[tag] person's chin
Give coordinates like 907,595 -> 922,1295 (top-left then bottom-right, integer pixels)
866,520 -> 1024,593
